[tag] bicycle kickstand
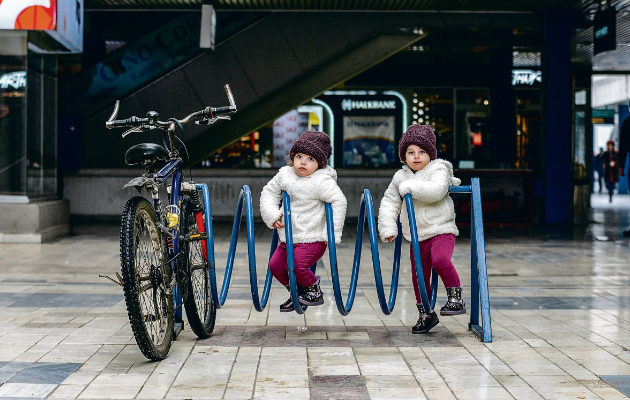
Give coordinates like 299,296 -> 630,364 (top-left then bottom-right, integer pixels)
98,272 -> 124,287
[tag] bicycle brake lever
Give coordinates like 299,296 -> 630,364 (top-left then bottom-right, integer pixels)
122,127 -> 142,138
195,115 -> 231,126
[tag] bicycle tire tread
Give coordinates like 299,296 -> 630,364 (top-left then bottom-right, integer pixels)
120,196 -> 173,361
180,197 -> 216,339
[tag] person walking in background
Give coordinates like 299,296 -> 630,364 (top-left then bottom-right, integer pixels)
594,147 -> 605,193
601,140 -> 620,203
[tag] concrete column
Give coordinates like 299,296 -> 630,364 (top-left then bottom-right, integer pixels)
543,10 -> 573,223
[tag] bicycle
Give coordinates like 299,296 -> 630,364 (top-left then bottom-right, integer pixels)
102,84 -> 237,360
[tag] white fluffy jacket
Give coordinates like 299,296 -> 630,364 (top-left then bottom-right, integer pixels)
378,159 -> 461,243
260,166 -> 347,244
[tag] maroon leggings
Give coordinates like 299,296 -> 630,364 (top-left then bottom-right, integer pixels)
410,234 -> 461,304
269,242 -> 327,287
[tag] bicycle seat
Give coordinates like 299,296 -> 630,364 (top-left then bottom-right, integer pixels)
125,143 -> 168,166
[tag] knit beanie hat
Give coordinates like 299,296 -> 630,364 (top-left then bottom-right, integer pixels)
289,131 -> 332,168
399,124 -> 437,162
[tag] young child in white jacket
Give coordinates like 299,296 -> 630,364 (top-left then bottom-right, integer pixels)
260,131 -> 347,312
378,124 -> 466,334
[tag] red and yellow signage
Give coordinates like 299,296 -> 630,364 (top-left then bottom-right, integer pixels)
0,0 -> 56,30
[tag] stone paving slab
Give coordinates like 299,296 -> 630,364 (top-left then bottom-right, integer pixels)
197,325 -> 462,347
0,204 -> 630,399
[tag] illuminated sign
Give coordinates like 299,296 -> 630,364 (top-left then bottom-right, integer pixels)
512,69 -> 541,86
341,98 -> 396,111
0,71 -> 26,90
0,0 -> 56,30
594,7 -> 616,55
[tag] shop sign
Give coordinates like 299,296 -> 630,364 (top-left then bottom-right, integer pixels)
0,0 -> 56,30
592,109 -> 615,124
512,69 -> 541,86
46,0 -> 83,53
0,71 -> 26,90
341,99 -> 396,111
594,7 -> 616,55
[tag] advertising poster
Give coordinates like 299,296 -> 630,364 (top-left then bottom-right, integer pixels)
0,0 -> 83,53
343,115 -> 395,167
273,110 -> 309,168
0,0 -> 56,30
47,0 -> 83,52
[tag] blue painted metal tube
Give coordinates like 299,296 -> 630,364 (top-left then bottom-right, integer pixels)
404,194 -> 438,313
243,186 -> 274,312
470,203 -> 480,327
197,184 -> 274,311
449,185 -> 472,193
283,191 -> 306,315
471,178 -> 492,342
325,202 -> 359,316
364,189 -> 402,315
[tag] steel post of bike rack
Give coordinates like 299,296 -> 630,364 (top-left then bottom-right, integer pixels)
197,183 -> 275,312
449,178 -> 492,342
282,192 -> 309,314
404,194 -> 439,314
324,200 -> 359,316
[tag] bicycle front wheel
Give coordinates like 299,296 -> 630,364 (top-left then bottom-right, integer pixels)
179,196 -> 216,338
120,196 -> 173,361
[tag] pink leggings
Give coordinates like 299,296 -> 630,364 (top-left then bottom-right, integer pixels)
269,242 -> 327,287
410,234 -> 461,305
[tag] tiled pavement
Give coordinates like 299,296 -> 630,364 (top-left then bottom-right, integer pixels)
0,193 -> 629,399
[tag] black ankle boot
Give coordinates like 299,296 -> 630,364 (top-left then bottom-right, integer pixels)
440,287 -> 467,316
298,279 -> 324,306
412,304 -> 439,334
279,285 -> 295,312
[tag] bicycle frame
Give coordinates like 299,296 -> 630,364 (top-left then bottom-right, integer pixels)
142,155 -> 186,332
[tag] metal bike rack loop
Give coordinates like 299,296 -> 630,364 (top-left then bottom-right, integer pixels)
194,179 -> 492,342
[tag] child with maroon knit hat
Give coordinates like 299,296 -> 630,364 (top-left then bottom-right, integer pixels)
260,131 -> 347,312
378,124 -> 465,334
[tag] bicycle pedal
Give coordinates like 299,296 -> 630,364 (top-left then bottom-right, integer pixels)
181,232 -> 209,242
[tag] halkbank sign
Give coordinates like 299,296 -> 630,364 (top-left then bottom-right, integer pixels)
341,99 -> 397,111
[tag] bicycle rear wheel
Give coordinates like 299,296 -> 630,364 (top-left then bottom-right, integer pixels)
120,196 -> 173,361
179,196 -> 216,338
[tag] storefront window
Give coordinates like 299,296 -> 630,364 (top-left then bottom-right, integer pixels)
413,89 -> 453,161
455,89 -> 490,168
0,54 -> 27,195
317,92 -> 404,168
197,106 -> 324,169
515,89 -> 541,170
26,53 -> 58,197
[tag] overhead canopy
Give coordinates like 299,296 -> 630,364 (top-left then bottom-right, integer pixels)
86,0 -> 598,11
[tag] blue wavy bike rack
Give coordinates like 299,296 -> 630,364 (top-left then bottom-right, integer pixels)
194,177 -> 492,342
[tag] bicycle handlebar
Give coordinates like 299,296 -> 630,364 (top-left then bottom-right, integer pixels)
105,84 -> 237,132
